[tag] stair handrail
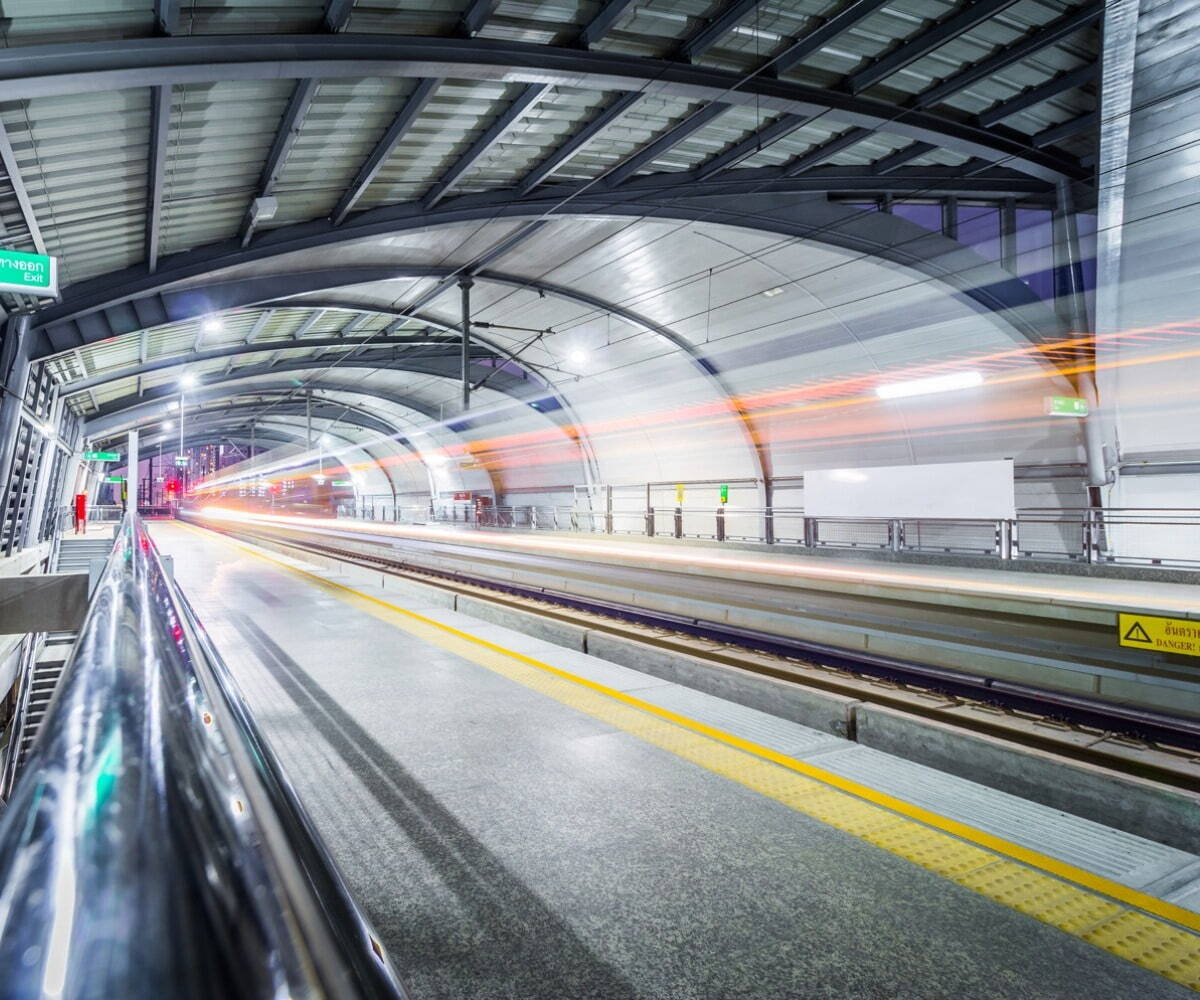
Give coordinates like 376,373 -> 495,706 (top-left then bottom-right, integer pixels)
0,513 -> 408,999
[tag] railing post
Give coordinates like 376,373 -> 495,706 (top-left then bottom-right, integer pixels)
646,506 -> 655,537
529,505 -> 537,530
803,516 -> 816,548
673,506 -> 683,539
1084,510 -> 1097,563
604,485 -> 613,534
716,506 -> 725,542
889,518 -> 903,553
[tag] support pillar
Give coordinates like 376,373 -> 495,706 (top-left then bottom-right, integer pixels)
459,277 -> 474,412
0,315 -> 32,528
1055,179 -> 1109,491
126,428 -> 139,513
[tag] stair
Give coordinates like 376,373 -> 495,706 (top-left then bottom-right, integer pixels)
16,636 -> 74,768
12,534 -> 116,767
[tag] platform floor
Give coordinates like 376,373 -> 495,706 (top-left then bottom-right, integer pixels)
151,521 -> 1199,999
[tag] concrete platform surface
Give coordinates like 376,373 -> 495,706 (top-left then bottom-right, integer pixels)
151,521 -> 1200,999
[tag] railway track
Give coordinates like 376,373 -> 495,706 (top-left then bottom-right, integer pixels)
190,515 -> 1200,795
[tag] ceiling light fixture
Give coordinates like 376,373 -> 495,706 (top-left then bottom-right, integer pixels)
875,370 -> 984,400
179,373 -> 197,389
201,316 -> 223,335
762,286 -> 784,297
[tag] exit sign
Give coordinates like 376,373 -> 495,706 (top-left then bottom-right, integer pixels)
0,249 -> 58,297
174,456 -> 189,466
103,475 -> 125,484
1045,396 -> 1088,417
331,480 -> 353,487
83,450 -> 120,462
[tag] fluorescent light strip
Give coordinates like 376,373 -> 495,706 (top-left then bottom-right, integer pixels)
875,370 -> 983,400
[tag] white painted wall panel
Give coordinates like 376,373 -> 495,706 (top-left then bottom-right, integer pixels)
804,460 -> 1016,519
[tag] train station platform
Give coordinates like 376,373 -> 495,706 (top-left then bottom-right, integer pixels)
151,519 -> 1200,998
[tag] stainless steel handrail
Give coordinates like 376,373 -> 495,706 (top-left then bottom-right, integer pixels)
0,514 -> 408,999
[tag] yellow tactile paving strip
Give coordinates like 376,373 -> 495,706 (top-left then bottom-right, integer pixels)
182,524 -> 1200,991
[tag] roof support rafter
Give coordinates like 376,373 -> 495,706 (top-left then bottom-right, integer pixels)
324,0 -> 355,32
916,3 -> 1103,109
0,36 -> 1081,183
678,0 -> 765,61
577,0 -> 640,48
154,0 -> 179,35
872,141 -> 936,174
977,64 -> 1098,128
518,91 -> 642,194
848,0 -> 1020,94
146,84 -> 172,273
601,102 -> 729,187
422,83 -> 547,209
241,78 -> 318,246
769,0 -> 892,77
1033,111 -> 1098,149
0,118 -> 47,255
333,77 -> 440,224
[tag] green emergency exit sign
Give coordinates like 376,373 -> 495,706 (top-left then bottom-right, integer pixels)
83,450 -> 120,461
103,475 -> 125,483
331,480 -> 353,487
1045,396 -> 1089,417
0,249 -> 58,297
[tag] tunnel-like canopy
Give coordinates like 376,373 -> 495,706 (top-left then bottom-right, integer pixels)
0,0 -> 1102,513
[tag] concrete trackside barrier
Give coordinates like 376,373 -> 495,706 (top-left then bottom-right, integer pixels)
584,631 -> 860,738
455,595 -> 589,652
856,703 -> 1200,854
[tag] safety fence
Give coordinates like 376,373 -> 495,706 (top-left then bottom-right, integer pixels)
344,496 -> 1200,570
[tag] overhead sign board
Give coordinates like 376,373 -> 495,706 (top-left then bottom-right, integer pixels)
1045,396 -> 1089,417
0,249 -> 59,298
174,456 -> 189,467
1118,614 -> 1200,658
83,450 -> 120,462
103,475 -> 125,484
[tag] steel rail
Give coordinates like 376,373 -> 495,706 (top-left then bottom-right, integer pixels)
0,515 -> 408,1000
188,515 -> 1200,772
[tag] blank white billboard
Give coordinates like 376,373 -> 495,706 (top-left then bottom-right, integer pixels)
804,459 -> 1016,520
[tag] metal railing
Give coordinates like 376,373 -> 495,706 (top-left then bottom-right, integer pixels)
0,514 -> 408,999
346,496 -> 1200,570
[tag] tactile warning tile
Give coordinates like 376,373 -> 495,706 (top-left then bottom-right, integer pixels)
1084,911 -> 1200,990
957,861 -> 1124,935
215,531 -> 1200,993
862,823 -> 996,881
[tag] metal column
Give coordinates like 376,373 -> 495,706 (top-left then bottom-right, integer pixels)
127,428 -> 139,511
1055,179 -> 1110,491
0,315 -> 33,530
459,277 -> 473,412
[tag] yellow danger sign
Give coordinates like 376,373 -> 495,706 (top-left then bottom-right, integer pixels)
1118,614 -> 1200,657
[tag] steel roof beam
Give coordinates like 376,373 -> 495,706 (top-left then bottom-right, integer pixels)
518,92 -> 642,194
783,127 -> 871,175
692,112 -> 809,180
324,0 -> 355,32
61,337 -> 468,395
601,102 -> 729,187
915,3 -> 1103,109
0,36 -> 1082,184
423,83 -> 546,209
459,0 -> 500,38
848,0 -> 1020,95
34,170 -> 1060,355
1033,111 -> 1098,149
770,0 -> 892,77
577,0 -> 640,48
333,77 -> 440,225
678,0 -> 765,61
240,78 -> 318,246
977,64 -> 1097,128
0,119 -> 47,255
154,0 -> 179,35
146,84 -> 172,273
872,141 -> 936,174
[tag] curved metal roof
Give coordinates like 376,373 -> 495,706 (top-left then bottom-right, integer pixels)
0,0 -> 1100,477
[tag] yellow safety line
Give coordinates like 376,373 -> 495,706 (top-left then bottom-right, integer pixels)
176,522 -> 1200,989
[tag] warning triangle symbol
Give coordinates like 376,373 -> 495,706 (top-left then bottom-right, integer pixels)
1123,621 -> 1153,643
